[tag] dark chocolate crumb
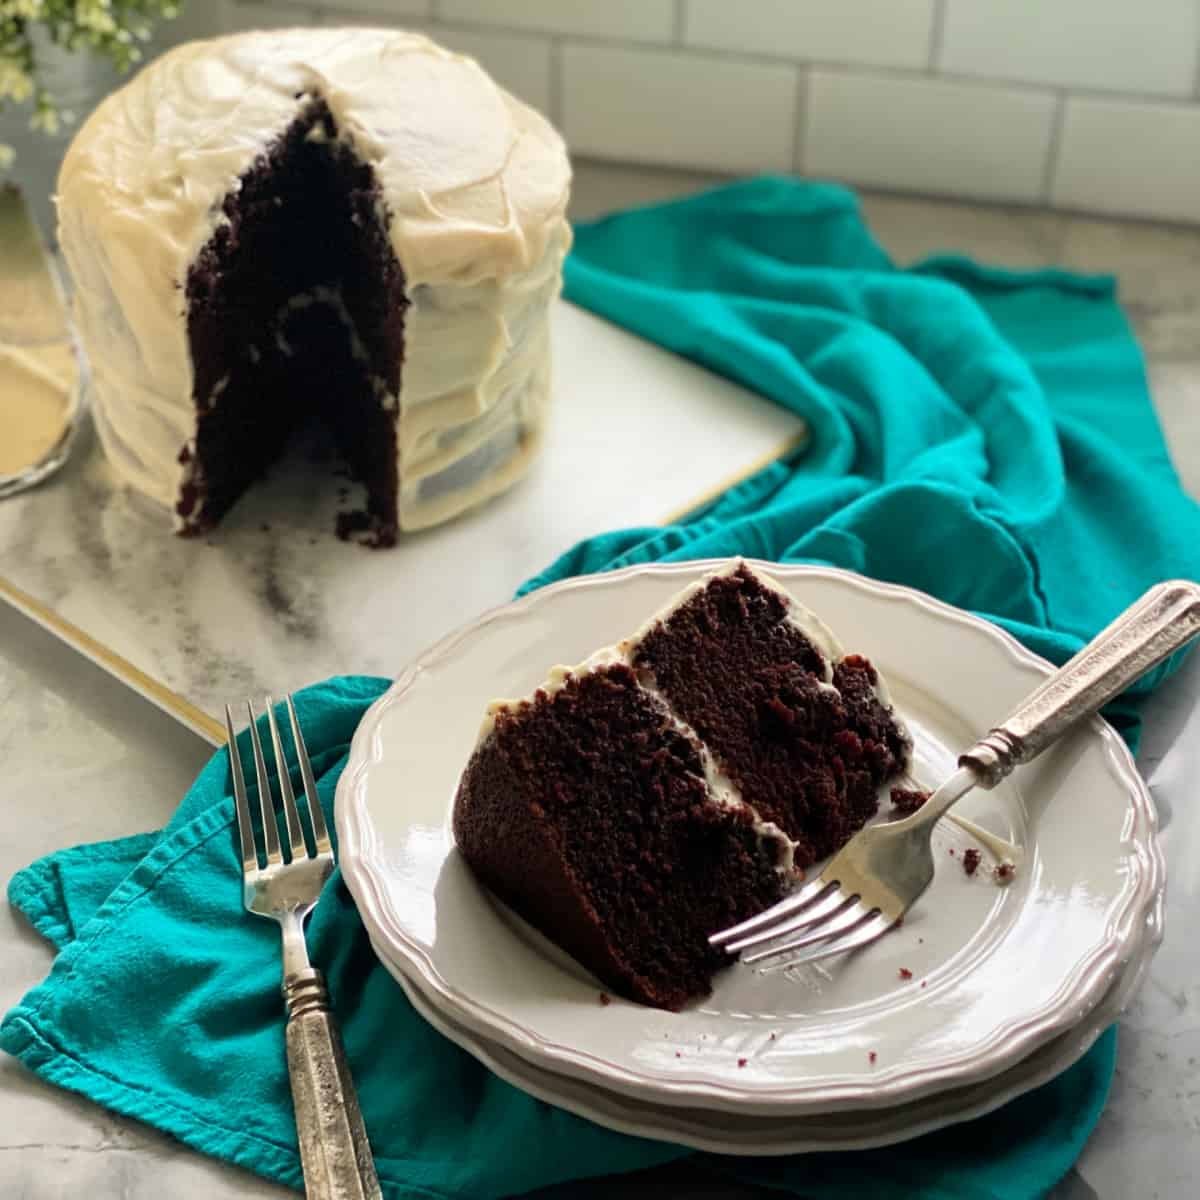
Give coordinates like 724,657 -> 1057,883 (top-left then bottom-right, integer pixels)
920,981 -> 927,988
899,967 -> 913,980
675,1051 -> 681,1058
949,848 -> 956,857
994,862 -> 1015,884
962,848 -> 982,877
599,992 -> 611,1006
768,1032 -> 776,1041
869,1051 -> 877,1065
890,787 -> 930,815
335,508 -> 397,549
737,1058 -> 747,1068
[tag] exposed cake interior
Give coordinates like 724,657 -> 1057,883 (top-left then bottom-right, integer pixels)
181,97 -> 407,544
453,561 -> 912,1009
454,664 -> 791,1010
634,567 -> 910,867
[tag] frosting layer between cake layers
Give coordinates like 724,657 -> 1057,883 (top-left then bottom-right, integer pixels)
57,27 -> 572,531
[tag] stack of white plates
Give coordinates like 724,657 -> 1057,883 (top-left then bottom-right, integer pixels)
336,562 -> 1165,1155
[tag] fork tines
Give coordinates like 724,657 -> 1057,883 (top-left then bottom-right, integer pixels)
710,878 -> 890,969
224,695 -> 332,872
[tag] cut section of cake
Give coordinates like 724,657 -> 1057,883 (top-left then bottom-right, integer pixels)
452,562 -> 911,1010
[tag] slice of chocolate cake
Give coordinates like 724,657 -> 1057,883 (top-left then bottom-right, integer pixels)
452,562 -> 911,1010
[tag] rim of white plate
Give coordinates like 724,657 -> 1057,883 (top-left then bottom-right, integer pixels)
336,559 -> 1164,1113
375,881 -> 1162,1155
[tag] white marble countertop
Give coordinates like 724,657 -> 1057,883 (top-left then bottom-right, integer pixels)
3,163 -> 1200,1199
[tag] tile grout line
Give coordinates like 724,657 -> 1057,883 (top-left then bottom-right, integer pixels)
1193,23 -> 1200,99
927,0 -> 947,72
785,60 -> 1191,106
793,67 -> 809,176
673,0 -> 686,46
1040,92 -> 1068,206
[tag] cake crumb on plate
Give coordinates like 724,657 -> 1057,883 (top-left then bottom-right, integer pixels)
890,786 -> 929,815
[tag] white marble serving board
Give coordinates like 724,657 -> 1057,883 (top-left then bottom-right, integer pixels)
0,299 -> 803,733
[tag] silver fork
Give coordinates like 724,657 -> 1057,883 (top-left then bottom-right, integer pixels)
711,579 -> 1200,968
226,696 -> 382,1200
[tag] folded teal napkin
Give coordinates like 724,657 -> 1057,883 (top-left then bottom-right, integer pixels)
6,178 -> 1199,1200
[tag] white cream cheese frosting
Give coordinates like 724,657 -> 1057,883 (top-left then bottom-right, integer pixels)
57,27 -> 572,532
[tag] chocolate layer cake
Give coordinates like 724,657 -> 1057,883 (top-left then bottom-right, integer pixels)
57,29 -> 571,543
453,562 -> 910,1010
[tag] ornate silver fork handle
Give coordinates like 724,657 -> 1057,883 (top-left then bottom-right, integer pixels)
284,967 -> 380,1199
960,578 -> 1200,789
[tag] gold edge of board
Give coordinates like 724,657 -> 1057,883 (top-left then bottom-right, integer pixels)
0,572 -> 225,747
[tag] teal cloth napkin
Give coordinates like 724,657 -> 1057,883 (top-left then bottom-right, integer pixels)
6,177 -> 1199,1199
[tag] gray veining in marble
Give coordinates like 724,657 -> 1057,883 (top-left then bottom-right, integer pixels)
3,166 -> 1200,1198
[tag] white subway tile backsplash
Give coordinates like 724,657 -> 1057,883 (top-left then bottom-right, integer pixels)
941,0 -> 1198,98
805,71 -> 1056,203
168,0 -> 1200,223
438,1 -> 674,43
321,0 -> 431,16
685,0 -> 935,71
561,44 -> 798,173
1053,98 -> 1200,223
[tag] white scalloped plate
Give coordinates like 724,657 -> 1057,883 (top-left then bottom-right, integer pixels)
336,560 -> 1162,1117
374,891 -> 1162,1154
